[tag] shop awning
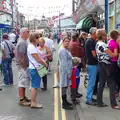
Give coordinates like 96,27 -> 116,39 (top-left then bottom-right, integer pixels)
0,23 -> 13,29
76,16 -> 92,29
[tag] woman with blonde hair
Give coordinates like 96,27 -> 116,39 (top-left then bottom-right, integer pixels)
27,32 -> 48,108
96,29 -> 120,109
37,37 -> 52,91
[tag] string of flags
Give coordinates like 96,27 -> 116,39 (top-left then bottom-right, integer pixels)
18,5 -> 68,9
0,0 -> 68,18
0,0 -> 68,9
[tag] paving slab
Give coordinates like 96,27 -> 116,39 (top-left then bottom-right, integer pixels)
0,116 -> 22,120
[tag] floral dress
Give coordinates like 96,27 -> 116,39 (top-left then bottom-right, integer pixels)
58,47 -> 73,87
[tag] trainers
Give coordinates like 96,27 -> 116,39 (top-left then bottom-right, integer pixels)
62,104 -> 73,110
31,103 -> 44,109
41,88 -> 47,91
53,83 -> 59,88
19,99 -> 31,106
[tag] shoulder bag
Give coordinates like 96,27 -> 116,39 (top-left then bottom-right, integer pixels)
5,41 -> 15,59
30,60 -> 48,78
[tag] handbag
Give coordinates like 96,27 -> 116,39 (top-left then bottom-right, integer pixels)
30,60 -> 48,78
5,41 -> 15,58
36,64 -> 48,77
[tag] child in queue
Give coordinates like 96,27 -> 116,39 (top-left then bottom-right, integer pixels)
70,57 -> 81,104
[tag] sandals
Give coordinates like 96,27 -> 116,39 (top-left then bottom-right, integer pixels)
112,106 -> 120,110
31,103 -> 44,109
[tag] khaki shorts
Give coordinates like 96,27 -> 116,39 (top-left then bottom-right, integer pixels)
18,68 -> 30,88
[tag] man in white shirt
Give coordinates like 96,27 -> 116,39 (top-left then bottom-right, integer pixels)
44,33 -> 56,72
44,33 -> 54,51
9,31 -> 16,44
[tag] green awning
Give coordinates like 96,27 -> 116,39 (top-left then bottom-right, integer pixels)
76,17 -> 92,29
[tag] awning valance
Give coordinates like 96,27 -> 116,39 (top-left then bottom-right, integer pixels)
76,16 -> 92,29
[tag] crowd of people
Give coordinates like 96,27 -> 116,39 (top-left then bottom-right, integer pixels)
0,28 -> 55,108
56,27 -> 120,110
1,27 -> 120,111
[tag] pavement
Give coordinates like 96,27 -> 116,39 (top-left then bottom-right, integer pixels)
0,43 -> 120,120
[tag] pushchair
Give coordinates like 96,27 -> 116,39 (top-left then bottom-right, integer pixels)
81,74 -> 88,88
80,74 -> 88,88
84,74 -> 88,88
82,73 -> 109,88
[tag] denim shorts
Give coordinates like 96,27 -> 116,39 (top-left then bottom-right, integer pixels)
29,69 -> 41,88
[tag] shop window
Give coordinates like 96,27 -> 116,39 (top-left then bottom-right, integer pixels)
109,2 -> 114,16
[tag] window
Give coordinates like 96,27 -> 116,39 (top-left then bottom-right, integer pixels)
109,2 -> 114,16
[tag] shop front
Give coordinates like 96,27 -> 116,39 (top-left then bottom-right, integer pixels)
0,23 -> 13,40
75,0 -> 104,32
116,0 -> 120,32
76,16 -> 93,33
109,1 -> 115,32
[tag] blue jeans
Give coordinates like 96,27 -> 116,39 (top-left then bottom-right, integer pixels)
2,58 -> 13,85
77,63 -> 81,87
86,65 -> 97,102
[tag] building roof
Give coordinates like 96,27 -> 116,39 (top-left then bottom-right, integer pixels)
53,17 -> 76,28
37,20 -> 50,29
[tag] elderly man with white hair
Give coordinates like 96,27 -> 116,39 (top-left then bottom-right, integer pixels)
15,28 -> 31,106
85,27 -> 98,106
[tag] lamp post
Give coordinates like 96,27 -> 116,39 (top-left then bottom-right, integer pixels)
105,0 -> 109,33
28,15 -> 30,31
11,0 -> 14,28
114,0 -> 117,29
58,10 -> 61,33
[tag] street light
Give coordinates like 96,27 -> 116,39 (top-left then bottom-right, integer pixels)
105,0 -> 109,32
58,10 -> 61,32
11,0 -> 14,28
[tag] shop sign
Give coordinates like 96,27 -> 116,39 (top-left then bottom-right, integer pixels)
116,0 -> 120,13
109,0 -> 114,3
72,13 -> 79,23
109,2 -> 114,16
83,0 -> 97,12
116,13 -> 120,25
0,0 -> 12,14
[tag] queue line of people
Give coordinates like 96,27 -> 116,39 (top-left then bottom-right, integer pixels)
85,28 -> 120,109
57,28 -> 120,110
1,27 -> 120,111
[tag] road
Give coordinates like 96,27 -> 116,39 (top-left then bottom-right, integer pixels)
0,43 -> 120,120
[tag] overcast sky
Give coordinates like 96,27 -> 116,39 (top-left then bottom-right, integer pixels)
16,0 -> 72,20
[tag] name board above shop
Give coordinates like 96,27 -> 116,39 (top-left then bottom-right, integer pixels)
72,0 -> 98,23
109,0 -> 114,3
116,13 -> 120,25
109,2 -> 114,16
83,0 -> 97,12
116,0 -> 120,13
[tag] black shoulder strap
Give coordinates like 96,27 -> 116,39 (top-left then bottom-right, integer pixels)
5,41 -> 11,53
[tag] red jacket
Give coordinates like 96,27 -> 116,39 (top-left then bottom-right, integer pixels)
70,68 -> 77,88
69,41 -> 84,58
